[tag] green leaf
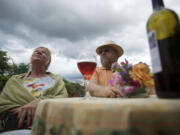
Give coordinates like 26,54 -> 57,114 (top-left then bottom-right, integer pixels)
115,68 -> 123,72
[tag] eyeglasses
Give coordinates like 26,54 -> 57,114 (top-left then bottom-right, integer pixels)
99,48 -> 110,54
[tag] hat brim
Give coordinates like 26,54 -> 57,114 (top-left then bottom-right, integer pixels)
96,44 -> 124,57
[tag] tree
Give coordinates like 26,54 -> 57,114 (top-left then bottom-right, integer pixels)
0,62 -> 29,93
0,49 -> 29,92
8,63 -> 30,76
63,78 -> 84,97
0,49 -> 10,75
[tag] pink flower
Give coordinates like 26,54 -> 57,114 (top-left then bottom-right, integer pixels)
109,79 -> 115,87
117,76 -> 125,85
113,72 -> 125,85
109,72 -> 119,86
109,72 -> 125,87
124,86 -> 134,94
121,62 -> 125,65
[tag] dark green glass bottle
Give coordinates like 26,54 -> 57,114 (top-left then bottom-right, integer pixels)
147,0 -> 180,98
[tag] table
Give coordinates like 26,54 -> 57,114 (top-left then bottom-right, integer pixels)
31,95 -> 180,135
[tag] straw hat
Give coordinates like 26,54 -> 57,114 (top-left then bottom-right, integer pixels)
96,41 -> 124,57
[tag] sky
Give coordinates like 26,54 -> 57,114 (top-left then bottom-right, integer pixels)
0,0 -> 180,82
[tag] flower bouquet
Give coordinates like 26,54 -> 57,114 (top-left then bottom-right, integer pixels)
109,59 -> 154,98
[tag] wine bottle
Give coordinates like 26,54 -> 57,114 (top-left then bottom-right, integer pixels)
146,0 -> 180,98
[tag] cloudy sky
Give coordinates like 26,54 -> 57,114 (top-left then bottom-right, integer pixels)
0,0 -> 180,82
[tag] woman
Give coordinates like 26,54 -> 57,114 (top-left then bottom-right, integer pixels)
0,47 -> 68,132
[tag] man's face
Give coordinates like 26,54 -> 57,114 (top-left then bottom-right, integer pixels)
99,47 -> 118,69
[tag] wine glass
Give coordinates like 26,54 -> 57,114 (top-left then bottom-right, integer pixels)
77,52 -> 97,99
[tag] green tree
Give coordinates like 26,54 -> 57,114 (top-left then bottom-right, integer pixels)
0,49 -> 10,75
63,78 -> 84,97
0,49 -> 29,92
0,62 -> 29,92
8,63 -> 30,76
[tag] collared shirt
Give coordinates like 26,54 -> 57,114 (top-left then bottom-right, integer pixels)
91,67 -> 112,86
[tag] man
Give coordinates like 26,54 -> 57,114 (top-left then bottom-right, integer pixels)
89,41 -> 124,98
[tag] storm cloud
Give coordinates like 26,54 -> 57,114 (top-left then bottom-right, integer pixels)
0,0 -> 179,81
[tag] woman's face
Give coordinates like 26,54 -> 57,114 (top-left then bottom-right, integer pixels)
31,48 -> 49,67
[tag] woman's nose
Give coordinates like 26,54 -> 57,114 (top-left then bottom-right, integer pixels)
36,51 -> 42,55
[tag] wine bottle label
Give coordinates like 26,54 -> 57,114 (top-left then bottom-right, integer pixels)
148,30 -> 162,73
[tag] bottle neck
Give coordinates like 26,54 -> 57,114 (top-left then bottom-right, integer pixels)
152,0 -> 165,11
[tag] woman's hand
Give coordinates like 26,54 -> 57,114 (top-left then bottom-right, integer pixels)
11,98 -> 41,128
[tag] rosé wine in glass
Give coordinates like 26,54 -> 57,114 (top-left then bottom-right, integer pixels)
77,61 -> 97,80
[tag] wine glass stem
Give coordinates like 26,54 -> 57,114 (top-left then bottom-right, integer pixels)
84,80 -> 91,97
